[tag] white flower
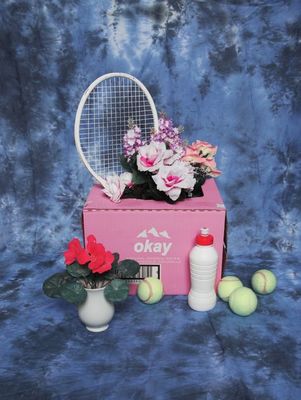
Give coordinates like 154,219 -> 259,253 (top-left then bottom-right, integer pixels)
163,147 -> 185,166
120,172 -> 133,187
102,172 -> 132,203
124,129 -> 137,146
152,161 -> 196,201
137,141 -> 173,172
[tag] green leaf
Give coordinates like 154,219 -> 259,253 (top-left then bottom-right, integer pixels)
118,259 -> 140,278
192,175 -> 206,197
104,279 -> 129,302
102,270 -> 115,280
111,253 -> 119,271
132,171 -> 146,185
120,155 -> 132,172
66,262 -> 91,278
102,253 -> 120,280
60,281 -> 87,305
43,272 -> 72,299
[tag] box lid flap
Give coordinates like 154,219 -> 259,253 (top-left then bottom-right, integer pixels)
84,179 -> 225,211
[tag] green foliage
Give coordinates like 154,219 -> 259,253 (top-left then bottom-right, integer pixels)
112,252 -> 119,264
43,272 -> 86,305
104,279 -> 129,302
102,253 -> 119,280
192,171 -> 206,197
66,262 -> 91,278
43,272 -> 73,298
60,281 -> 87,305
111,253 -> 120,271
131,170 -> 147,184
118,259 -> 140,278
120,155 -> 133,172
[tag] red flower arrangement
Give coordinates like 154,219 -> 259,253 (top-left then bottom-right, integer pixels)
64,238 -> 90,265
64,235 -> 115,274
43,235 -> 140,305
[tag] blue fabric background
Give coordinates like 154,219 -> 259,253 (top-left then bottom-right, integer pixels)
0,1 -> 300,399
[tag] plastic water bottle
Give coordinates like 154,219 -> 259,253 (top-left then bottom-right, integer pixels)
188,227 -> 218,311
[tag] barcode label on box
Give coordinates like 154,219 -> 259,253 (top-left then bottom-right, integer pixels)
126,264 -> 161,284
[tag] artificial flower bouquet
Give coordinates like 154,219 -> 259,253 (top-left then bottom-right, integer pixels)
43,235 -> 140,305
102,114 -> 221,204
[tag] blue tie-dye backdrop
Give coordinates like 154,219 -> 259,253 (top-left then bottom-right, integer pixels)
0,1 -> 300,398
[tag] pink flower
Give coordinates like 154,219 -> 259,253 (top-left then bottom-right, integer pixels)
123,126 -> 143,158
182,140 -> 217,164
64,238 -> 90,265
137,141 -> 173,172
151,114 -> 184,152
152,160 -> 196,201
102,172 -> 132,203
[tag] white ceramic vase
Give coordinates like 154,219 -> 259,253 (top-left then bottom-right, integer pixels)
78,287 -> 115,332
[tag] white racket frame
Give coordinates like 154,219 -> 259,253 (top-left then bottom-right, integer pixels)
74,72 -> 159,186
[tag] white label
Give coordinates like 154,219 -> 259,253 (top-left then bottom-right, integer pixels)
134,227 -> 173,257
127,264 -> 161,284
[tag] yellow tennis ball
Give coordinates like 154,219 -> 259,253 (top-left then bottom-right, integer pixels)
217,276 -> 243,302
251,269 -> 277,294
229,287 -> 258,316
137,277 -> 164,304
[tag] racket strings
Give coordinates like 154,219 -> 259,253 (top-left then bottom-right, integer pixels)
79,76 -> 155,177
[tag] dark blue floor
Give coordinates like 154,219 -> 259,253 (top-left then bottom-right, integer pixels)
0,255 -> 300,399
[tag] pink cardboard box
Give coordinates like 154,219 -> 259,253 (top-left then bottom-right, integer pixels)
82,179 -> 227,295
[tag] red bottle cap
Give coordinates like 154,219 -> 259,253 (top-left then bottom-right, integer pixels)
195,227 -> 214,246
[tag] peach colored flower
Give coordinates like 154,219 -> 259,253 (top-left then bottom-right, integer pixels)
201,158 -> 221,177
182,140 -> 217,164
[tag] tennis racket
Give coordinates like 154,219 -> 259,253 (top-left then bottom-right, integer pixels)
74,72 -> 159,186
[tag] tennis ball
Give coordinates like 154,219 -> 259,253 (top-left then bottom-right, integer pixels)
251,269 -> 277,294
217,276 -> 243,302
229,287 -> 258,316
137,277 -> 164,304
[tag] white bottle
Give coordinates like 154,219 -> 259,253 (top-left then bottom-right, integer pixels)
188,227 -> 218,311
